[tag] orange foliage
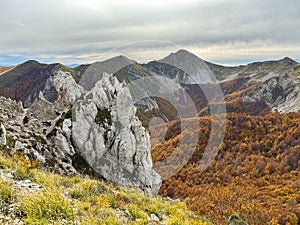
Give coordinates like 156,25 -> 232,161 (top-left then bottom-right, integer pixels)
152,112 -> 300,225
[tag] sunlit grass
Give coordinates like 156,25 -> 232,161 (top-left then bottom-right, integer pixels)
0,152 -> 212,224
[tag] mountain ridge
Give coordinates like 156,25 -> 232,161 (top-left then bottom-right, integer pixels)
0,50 -> 299,224
1,50 -> 298,74
0,49 -> 299,116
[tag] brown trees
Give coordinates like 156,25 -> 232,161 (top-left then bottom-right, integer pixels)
153,112 -> 300,225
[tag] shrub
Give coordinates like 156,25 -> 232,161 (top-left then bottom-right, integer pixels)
0,154 -> 12,169
0,181 -> 14,202
0,181 -> 15,215
13,167 -> 35,180
68,180 -> 107,200
127,204 -> 148,221
19,188 -> 74,224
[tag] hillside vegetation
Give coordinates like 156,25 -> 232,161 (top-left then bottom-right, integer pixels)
0,150 -> 212,225
152,112 -> 300,225
0,67 -> 12,75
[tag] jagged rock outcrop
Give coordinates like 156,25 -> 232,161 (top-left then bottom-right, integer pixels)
0,97 -> 24,121
0,123 -> 6,145
72,73 -> 161,196
0,97 -> 24,149
26,71 -> 85,122
0,71 -> 82,176
244,74 -> 300,113
53,71 -> 85,106
0,70 -> 161,196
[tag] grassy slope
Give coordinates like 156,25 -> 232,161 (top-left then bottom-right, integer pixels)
0,67 -> 13,75
0,151 -> 212,225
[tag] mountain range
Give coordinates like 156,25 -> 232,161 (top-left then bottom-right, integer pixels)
0,50 -> 300,224
1,50 -> 299,116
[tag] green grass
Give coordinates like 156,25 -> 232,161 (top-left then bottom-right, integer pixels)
19,188 -> 74,224
0,155 -> 12,169
0,181 -> 15,215
68,180 -> 108,200
290,64 -> 300,79
0,152 -> 213,225
0,181 -> 15,203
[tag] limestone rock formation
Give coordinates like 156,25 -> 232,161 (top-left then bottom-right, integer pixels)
53,71 -> 85,106
244,75 -> 300,113
0,70 -> 161,196
0,123 -> 6,145
72,73 -> 161,196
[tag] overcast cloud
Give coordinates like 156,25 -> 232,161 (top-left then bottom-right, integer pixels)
0,0 -> 299,65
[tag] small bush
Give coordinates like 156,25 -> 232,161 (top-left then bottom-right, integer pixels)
0,181 -> 15,203
68,180 -> 107,200
0,181 -> 15,215
128,204 -> 148,221
145,198 -> 165,220
19,188 -> 74,224
0,154 -> 12,169
6,135 -> 15,147
91,195 -> 111,208
33,171 -> 82,189
14,167 -> 35,180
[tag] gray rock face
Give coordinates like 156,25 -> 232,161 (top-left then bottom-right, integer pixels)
72,73 -> 161,196
0,71 -> 83,176
0,97 -> 24,122
0,123 -> 6,145
0,70 -> 161,196
244,75 -> 300,113
79,55 -> 134,90
54,71 -> 85,106
159,49 -> 216,84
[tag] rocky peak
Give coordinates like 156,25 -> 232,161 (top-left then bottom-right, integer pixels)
26,59 -> 42,64
170,49 -> 204,59
73,72 -> 161,196
159,49 -> 216,84
79,56 -> 136,90
113,55 -> 133,63
53,71 -> 85,106
279,57 -> 298,66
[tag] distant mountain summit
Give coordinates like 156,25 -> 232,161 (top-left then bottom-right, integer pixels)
0,50 -> 299,114
0,60 -> 59,107
79,55 -> 135,90
158,49 -> 216,84
0,60 -> 87,107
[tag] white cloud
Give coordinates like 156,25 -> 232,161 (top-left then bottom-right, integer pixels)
10,20 -> 25,27
0,0 -> 299,65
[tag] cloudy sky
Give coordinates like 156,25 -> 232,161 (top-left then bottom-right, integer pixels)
0,0 -> 299,66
